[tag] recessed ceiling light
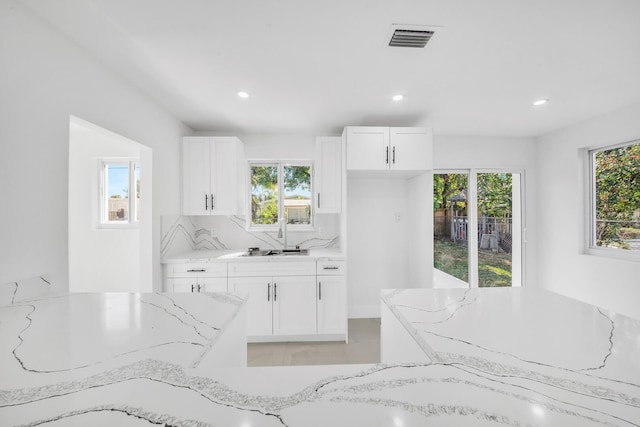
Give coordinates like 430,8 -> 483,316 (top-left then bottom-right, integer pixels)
392,94 -> 404,101
532,98 -> 548,106
237,91 -> 250,99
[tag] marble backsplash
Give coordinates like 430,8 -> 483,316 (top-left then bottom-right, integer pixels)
161,214 -> 340,259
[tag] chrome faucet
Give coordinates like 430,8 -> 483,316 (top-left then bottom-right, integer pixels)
278,217 -> 288,249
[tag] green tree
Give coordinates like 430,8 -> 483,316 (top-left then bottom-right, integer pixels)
595,143 -> 640,245
477,173 -> 512,218
433,173 -> 467,210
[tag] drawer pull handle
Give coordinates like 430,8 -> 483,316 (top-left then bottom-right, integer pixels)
323,266 -> 339,270
187,269 -> 206,272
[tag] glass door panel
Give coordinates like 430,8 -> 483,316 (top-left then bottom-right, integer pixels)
433,171 -> 523,288
476,173 -> 519,287
433,173 -> 469,284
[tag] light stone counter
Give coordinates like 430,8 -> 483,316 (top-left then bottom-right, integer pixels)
381,287 -> 640,426
3,279 -> 638,426
161,248 -> 345,264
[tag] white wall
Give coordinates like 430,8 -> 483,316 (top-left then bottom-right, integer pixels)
432,135 -> 538,288
536,102 -> 640,319
68,120 -> 150,292
347,177 -> 410,317
0,1 -> 190,288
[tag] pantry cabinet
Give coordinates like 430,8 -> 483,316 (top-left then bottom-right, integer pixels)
344,126 -> 432,172
182,136 -> 244,215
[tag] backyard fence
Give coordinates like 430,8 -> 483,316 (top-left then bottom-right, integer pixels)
434,210 -> 513,253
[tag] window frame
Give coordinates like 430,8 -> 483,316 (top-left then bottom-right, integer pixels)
586,139 -> 640,262
246,159 -> 314,232
98,159 -> 140,228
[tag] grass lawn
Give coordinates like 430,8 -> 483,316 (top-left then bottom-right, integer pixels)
434,239 -> 512,287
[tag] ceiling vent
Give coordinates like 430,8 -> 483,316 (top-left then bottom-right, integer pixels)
386,24 -> 438,48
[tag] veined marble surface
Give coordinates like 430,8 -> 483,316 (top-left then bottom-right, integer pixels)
382,287 -> 640,426
1,278 -> 246,388
3,280 -> 639,426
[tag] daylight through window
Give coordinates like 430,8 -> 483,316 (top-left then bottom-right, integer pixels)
590,140 -> 640,252
101,160 -> 140,225
249,162 -> 312,228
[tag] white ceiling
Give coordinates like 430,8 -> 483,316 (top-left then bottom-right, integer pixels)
22,0 -> 640,137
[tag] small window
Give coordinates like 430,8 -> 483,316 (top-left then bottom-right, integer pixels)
100,160 -> 140,226
590,140 -> 640,253
249,161 -> 312,228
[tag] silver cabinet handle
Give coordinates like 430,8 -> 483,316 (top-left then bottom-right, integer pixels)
211,193 -> 215,208
392,146 -> 396,164
317,193 -> 320,208
205,194 -> 208,210
187,269 -> 206,272
386,146 -> 389,164
274,283 -> 277,302
197,284 -> 202,292
323,266 -> 339,270
267,283 -> 271,302
319,281 -> 322,300
191,284 -> 195,292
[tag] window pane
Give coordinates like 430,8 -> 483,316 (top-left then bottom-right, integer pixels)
477,173 -> 514,287
283,165 -> 311,225
594,142 -> 640,250
433,173 -> 469,284
106,163 -> 129,222
251,165 -> 279,225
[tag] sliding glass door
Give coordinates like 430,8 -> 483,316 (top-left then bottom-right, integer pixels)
433,170 -> 523,288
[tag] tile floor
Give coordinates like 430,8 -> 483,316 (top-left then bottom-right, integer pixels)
247,318 -> 381,367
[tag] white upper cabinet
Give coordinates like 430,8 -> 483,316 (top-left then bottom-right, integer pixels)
345,127 -> 389,171
182,136 -> 245,215
345,126 -> 432,172
314,136 -> 342,214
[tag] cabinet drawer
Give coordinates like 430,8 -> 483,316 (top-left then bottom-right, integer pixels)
228,261 -> 316,277
170,262 -> 227,276
317,260 -> 345,275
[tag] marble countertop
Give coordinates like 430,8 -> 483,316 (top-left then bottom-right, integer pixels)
382,287 -> 640,426
161,248 -> 345,263
3,278 -> 639,426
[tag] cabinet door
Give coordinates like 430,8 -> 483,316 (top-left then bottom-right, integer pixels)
170,278 -> 198,293
210,137 -> 239,215
389,127 -> 431,171
315,137 -> 342,213
230,277 -> 272,336
317,276 -> 347,335
201,277 -> 228,292
183,137 -> 211,215
345,127 -> 390,171
272,276 -> 317,336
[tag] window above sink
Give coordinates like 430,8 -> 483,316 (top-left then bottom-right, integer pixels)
247,160 -> 314,231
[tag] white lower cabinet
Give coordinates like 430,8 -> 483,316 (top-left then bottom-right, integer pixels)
231,275 -> 317,337
273,276 -> 317,335
165,259 -> 347,342
231,277 -> 274,336
170,277 -> 227,293
164,262 -> 228,293
316,260 -> 347,336
317,275 -> 347,334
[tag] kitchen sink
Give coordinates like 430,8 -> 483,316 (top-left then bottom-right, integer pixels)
242,248 -> 309,257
